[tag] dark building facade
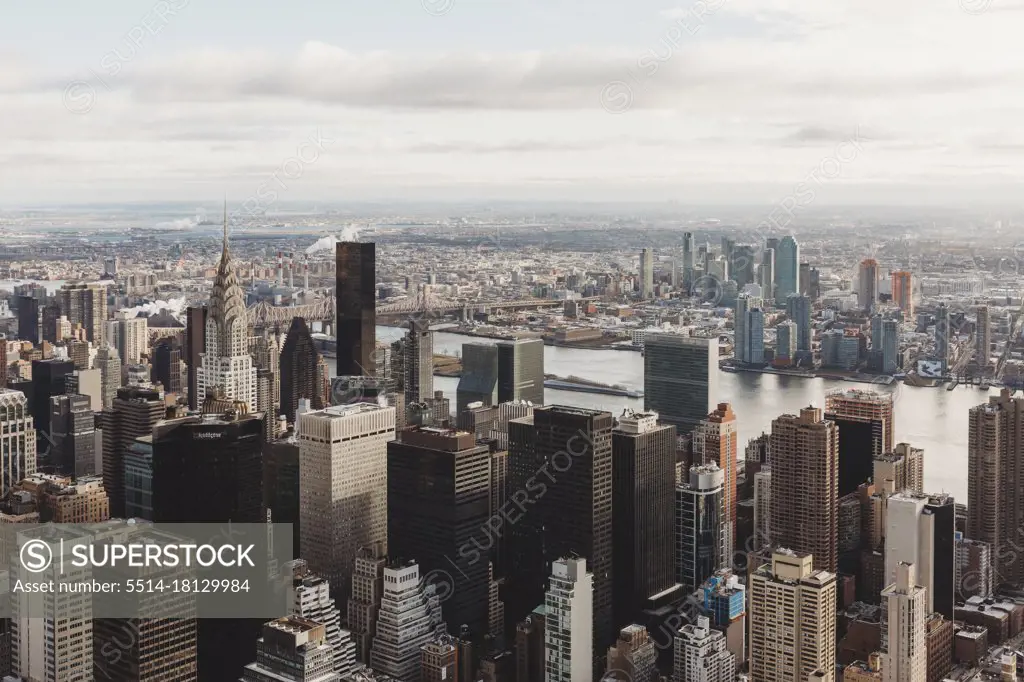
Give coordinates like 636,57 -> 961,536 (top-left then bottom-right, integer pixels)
506,405 -> 614,661
335,242 -> 376,378
611,411 -> 676,629
387,425 -> 491,638
263,435 -> 301,559
185,305 -> 207,411
926,494 -> 956,621
404,318 -> 434,406
496,339 -> 544,406
676,464 -> 725,593
49,393 -> 95,477
151,337 -> 183,395
456,343 -> 498,416
101,386 -> 165,518
16,296 -> 39,345
279,317 -> 322,422
30,359 -> 74,450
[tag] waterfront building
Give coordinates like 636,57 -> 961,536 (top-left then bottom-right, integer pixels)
644,334 -> 717,434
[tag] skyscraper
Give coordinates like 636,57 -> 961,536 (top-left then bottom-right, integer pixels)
335,241 -> 376,378
858,259 -> 879,312
885,492 -> 955,620
57,282 -> 107,344
0,389 -> 36,494
825,389 -> 894,497
769,407 -> 839,573
49,393 -> 94,477
185,305 -> 207,410
496,338 -> 544,405
30,358 -> 73,453
882,319 -> 899,374
776,321 -> 797,365
347,543 -> 387,665
731,244 -> 756,288
457,343 -> 498,416
873,442 -> 924,494
976,305 -> 991,374
96,345 -> 122,410
775,236 -> 800,300
694,403 -> 738,556
750,551 -> 837,682
545,557 -> 593,682
287,560 -> 357,676
369,561 -> 444,682
644,334 -> 717,434
405,318 -> 434,406
198,209 -> 257,411
760,248 -> 776,300
676,463 -> 725,593
892,271 -> 914,316
101,385 -> 165,518
16,296 -> 39,345
682,233 -> 695,292
150,337 -> 182,395
785,293 -> 812,354
881,562 -> 927,682
387,425 -> 492,637
241,617 -> 341,682
673,615 -> 736,682
280,316 -> 324,422
108,312 -> 148,366
299,403 -> 395,597
611,410 -> 676,627
934,304 -> 950,376
639,248 -> 654,299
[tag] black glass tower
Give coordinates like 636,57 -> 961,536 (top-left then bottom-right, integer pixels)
335,242 -> 376,377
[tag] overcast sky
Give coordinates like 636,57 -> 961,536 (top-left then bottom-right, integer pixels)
2,0 -> 1023,206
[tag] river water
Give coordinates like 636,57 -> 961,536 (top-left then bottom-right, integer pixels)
359,327 -> 994,502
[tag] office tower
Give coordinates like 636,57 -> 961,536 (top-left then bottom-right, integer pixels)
101,385 -> 164,518
881,319 -> 899,374
735,295 -> 751,364
280,317 -> 324,422
348,543 -> 388,665
760,247 -> 776,299
264,435 -> 301,555
66,338 -> 89,370
859,259 -> 880,312
49,394 -> 94,477
150,407 -> 263,523
510,406 -> 613,657
785,293 -> 812,353
57,282 -> 106,344
750,551 -> 837,682
545,557 -> 593,682
606,625 -> 657,682
490,400 -> 534,450
496,338 -> 544,405
124,435 -> 153,520
16,295 -> 39,344
885,492 -> 955,620
934,304 -> 950,376
825,389 -> 894,497
108,312 -> 148,366
64,368 -> 101,412
515,608 -> 546,682
924,614 -> 953,682
241,617 -> 341,682
775,235 -> 800,299
644,334 -> 717,434
769,407 -> 839,572
288,560 -> 357,676
747,306 -> 765,364
369,561 -> 445,682
967,389 -> 1024,585
421,635 -> 458,682
892,271 -> 914,316
404,318 -> 434,405
250,333 -> 282,411
754,467 -> 772,551
673,615 -> 736,682
198,210 -> 257,410
682,232 -> 695,291
798,261 -> 811,297
730,244 -> 756,288
336,242 -> 376,377
881,562 -> 927,682
676,463 -> 725,593
29,358 -> 73,438
457,343 -> 498,415
694,403 -> 738,556
299,403 -> 395,597
956,535 -> 992,600
611,410 -> 676,627
776,321 -> 797,364
697,570 -> 747,666
639,248 -> 654,299
0,389 -> 36,494
92,615 -> 198,681
185,305 -> 207,410
459,402 -> 499,439
976,305 -> 991,374
41,302 -> 61,344
96,345 -> 122,409
151,337 -> 182,395
873,443 -> 924,494
387,425 -> 492,637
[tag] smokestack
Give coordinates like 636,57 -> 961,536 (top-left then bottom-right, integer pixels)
276,251 -> 283,286
289,252 -> 294,288
304,256 -> 309,290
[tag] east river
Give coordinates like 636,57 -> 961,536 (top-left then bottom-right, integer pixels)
363,327 -> 991,502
